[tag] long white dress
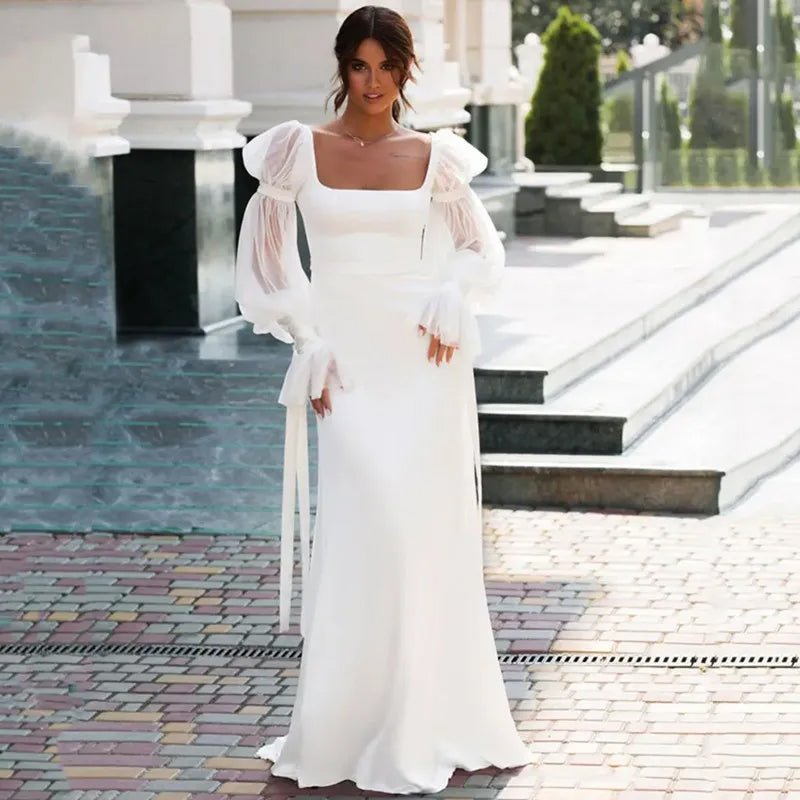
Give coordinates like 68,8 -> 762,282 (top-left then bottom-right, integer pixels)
235,119 -> 532,794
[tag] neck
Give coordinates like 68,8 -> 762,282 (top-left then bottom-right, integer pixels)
339,105 -> 398,140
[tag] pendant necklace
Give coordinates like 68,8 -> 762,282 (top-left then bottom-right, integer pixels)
339,124 -> 400,148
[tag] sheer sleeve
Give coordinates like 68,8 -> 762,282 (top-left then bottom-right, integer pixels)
418,129 -> 505,359
235,119 -> 349,637
235,119 -> 315,345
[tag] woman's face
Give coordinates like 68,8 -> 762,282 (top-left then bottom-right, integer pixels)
345,37 -> 403,116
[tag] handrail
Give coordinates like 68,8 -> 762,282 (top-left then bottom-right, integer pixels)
604,39 -> 707,91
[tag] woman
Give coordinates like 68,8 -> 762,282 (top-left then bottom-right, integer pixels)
235,4 -> 532,794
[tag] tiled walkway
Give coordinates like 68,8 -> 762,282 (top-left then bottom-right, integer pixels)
2,509 -> 799,799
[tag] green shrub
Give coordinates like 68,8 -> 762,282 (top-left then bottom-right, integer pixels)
777,0 -> 797,72
713,149 -> 742,186
660,80 -> 682,150
688,78 -> 748,149
777,93 -> 797,151
661,148 -> 684,186
728,0 -> 752,78
769,150 -> 795,186
607,93 -> 634,133
706,1 -> 725,77
525,6 -> 603,166
745,159 -> 765,186
616,50 -> 632,76
687,149 -> 711,185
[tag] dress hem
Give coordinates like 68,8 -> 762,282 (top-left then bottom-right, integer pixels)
255,743 -> 534,795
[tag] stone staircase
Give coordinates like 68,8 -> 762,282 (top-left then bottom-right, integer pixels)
515,171 -> 688,238
6,132 -> 799,531
476,208 -> 800,515
1,134 -> 302,536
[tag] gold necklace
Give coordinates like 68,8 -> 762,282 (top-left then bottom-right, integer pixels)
338,124 -> 400,147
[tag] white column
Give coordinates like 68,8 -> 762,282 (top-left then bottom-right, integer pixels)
514,32 -> 544,167
631,33 -> 670,69
0,0 -> 251,149
465,0 -> 526,105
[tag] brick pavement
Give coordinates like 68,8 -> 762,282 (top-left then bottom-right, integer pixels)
1,509 -> 799,799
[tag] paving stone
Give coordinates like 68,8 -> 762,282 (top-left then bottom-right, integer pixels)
2,507 -> 800,796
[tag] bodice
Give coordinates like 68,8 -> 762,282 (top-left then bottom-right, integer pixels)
296,166 -> 434,273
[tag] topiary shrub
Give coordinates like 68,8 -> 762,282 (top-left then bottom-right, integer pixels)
745,159 -> 765,186
525,5 -> 603,167
713,149 -> 743,186
660,80 -> 682,150
705,0 -> 725,77
777,92 -> 797,151
687,149 -> 711,185
616,50 -> 632,76
660,79 -> 684,185
607,92 -> 634,133
769,151 -> 795,186
662,149 -> 684,186
776,0 -> 797,84
770,92 -> 797,186
728,0 -> 752,78
688,77 -> 748,149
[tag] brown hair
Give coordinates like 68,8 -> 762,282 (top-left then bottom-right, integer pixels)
326,5 -> 421,122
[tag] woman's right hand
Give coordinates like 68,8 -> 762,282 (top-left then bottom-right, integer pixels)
311,387 -> 332,418
418,324 -> 457,366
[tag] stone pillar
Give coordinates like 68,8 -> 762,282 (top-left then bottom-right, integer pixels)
0,0 -> 252,334
514,32 -> 544,168
463,0 -> 526,177
630,33 -> 670,68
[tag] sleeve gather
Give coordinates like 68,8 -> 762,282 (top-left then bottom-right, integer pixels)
242,119 -> 309,198
430,128 -> 489,202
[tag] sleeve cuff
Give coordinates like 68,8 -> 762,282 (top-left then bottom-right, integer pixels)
418,279 -> 482,358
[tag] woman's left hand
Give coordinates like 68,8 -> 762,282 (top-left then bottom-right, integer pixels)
418,324 -> 457,366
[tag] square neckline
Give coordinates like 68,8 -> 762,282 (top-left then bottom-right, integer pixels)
303,122 -> 435,194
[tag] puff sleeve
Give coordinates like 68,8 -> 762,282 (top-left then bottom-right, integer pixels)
418,129 -> 505,359
235,119 -> 347,636
235,120 -> 311,343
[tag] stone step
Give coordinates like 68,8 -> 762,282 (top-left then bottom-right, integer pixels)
631,310 -> 800,511
616,203 -> 687,237
513,171 -> 592,236
478,235 -> 800,453
482,311 -> 800,514
544,182 -> 624,236
474,207 -> 800,404
580,193 -> 653,237
546,180 -> 625,204
481,453 -> 721,514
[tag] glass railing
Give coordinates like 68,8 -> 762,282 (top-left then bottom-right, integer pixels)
603,37 -> 800,191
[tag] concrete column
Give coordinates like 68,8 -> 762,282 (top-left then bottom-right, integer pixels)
463,0 -> 526,177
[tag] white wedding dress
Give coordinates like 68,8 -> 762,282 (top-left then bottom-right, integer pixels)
235,119 -> 532,794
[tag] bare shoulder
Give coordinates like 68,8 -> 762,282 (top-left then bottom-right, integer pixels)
391,128 -> 433,161
395,128 -> 432,147
311,121 -> 337,135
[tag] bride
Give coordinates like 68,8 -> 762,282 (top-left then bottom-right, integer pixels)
234,4 -> 533,794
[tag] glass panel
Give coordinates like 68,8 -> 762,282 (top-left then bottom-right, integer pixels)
602,80 -> 637,166
643,17 -> 800,190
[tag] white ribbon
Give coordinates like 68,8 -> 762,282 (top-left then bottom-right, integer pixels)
276,337 -> 347,635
